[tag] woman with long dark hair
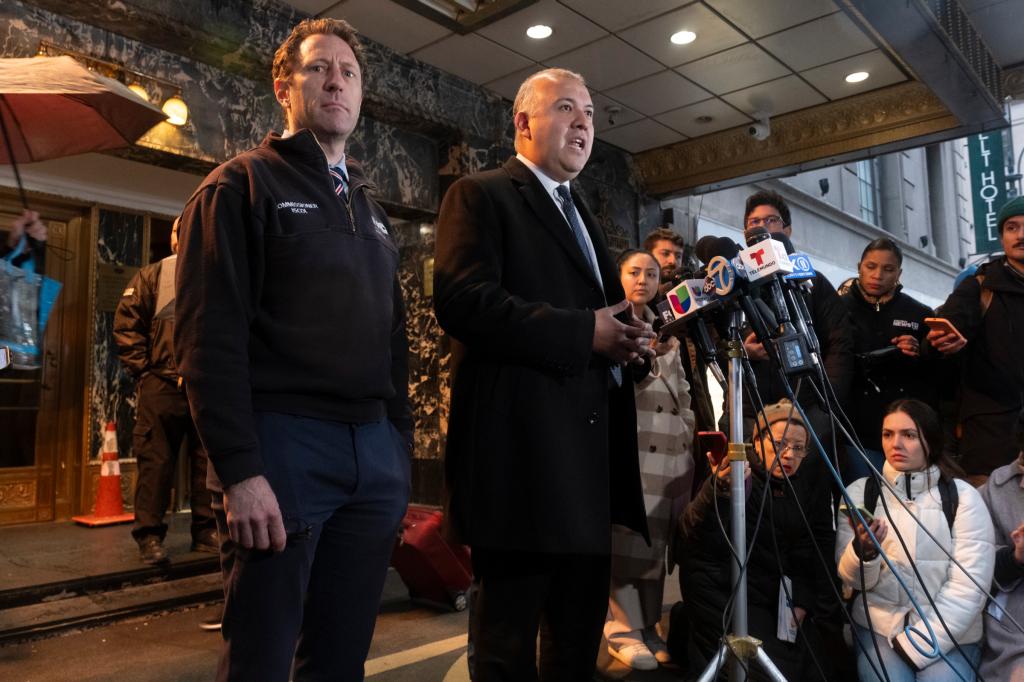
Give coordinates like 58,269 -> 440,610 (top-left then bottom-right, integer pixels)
836,399 -> 995,680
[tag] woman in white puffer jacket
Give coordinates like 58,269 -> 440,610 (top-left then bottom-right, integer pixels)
836,399 -> 995,681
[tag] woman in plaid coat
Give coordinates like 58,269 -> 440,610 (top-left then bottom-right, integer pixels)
604,249 -> 696,671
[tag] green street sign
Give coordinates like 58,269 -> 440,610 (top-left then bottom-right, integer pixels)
967,132 -> 1007,254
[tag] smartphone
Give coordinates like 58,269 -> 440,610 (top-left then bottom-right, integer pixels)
0,346 -> 9,370
839,504 -> 875,523
698,431 -> 728,467
923,317 -> 964,340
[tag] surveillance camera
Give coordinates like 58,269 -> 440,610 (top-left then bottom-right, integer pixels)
605,105 -> 621,127
748,122 -> 770,141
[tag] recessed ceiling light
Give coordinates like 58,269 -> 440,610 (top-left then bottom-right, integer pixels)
670,30 -> 696,45
845,71 -> 869,83
526,24 -> 553,39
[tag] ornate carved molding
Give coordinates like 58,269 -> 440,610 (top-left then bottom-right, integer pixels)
635,82 -> 958,197
0,481 -> 36,509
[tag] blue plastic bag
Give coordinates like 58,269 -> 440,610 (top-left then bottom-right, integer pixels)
0,236 -> 62,369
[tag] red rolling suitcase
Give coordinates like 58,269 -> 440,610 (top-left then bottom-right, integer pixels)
391,504 -> 473,611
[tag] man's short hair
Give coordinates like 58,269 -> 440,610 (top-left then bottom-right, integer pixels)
512,68 -> 587,119
744,190 -> 791,227
642,227 -> 685,252
272,18 -> 366,83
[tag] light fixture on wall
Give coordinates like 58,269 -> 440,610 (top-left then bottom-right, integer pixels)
36,40 -> 189,127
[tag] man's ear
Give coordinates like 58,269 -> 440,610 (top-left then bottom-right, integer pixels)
273,78 -> 290,109
514,111 -> 531,140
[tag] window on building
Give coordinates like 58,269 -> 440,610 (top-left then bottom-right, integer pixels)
856,159 -> 881,226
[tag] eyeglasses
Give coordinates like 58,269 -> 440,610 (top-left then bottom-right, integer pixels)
761,435 -> 807,456
746,215 -> 784,228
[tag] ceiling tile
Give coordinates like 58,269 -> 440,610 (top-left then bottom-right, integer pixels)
485,66 -> 544,101
604,70 -> 709,116
619,3 -> 747,67
676,42 -> 790,95
757,12 -> 876,72
704,0 -> 838,39
800,50 -> 906,100
655,98 -> 751,136
557,0 -> 694,32
966,1 -> 1024,68
546,35 -> 663,90
411,33 -> 534,85
590,92 -> 645,132
721,75 -> 827,116
321,0 -> 452,54
477,0 -> 606,61
597,118 -> 684,153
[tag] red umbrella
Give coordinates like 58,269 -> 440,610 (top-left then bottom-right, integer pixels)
0,55 -> 168,207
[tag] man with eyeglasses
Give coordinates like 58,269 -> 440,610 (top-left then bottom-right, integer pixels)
739,191 -> 854,443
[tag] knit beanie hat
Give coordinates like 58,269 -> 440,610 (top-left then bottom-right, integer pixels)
996,196 -> 1024,234
753,399 -> 806,439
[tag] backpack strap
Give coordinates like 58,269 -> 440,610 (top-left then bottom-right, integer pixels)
863,475 -> 880,516
938,476 -> 959,531
977,274 -> 993,317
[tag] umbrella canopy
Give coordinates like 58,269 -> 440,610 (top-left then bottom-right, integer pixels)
0,55 -> 167,165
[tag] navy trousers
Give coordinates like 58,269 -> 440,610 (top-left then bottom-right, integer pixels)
212,412 -> 410,682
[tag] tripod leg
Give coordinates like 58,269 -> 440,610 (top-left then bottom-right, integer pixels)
752,645 -> 790,682
695,642 -> 731,682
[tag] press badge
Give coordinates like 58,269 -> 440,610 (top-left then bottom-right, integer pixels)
777,576 -> 798,643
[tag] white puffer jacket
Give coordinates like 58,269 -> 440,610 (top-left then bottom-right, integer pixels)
836,463 -> 995,670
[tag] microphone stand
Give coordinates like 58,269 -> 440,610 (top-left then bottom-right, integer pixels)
696,308 -> 787,682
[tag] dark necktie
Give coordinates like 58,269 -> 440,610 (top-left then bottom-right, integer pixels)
330,166 -> 348,201
554,185 -> 621,386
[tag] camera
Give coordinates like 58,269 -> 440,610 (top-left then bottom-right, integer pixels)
747,112 -> 771,140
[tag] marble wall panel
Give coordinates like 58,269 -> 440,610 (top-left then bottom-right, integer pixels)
89,210 -> 144,462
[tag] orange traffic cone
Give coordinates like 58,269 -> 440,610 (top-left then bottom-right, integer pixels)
73,421 -> 134,526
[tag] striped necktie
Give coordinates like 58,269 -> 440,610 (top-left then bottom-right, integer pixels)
553,186 -> 621,387
329,166 -> 348,201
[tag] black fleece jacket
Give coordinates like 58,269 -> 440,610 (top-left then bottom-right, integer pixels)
174,131 -> 412,487
838,279 -> 935,451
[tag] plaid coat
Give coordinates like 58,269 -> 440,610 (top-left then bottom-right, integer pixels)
611,327 -> 696,580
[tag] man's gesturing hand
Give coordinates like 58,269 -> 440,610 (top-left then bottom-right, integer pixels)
223,475 -> 287,552
593,299 -> 656,365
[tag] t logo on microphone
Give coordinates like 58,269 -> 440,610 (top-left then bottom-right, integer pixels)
748,248 -> 766,266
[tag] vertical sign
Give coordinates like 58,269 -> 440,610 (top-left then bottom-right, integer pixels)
967,132 -> 1006,254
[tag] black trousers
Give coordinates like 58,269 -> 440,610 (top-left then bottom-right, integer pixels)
469,548 -> 610,682
131,373 -> 214,541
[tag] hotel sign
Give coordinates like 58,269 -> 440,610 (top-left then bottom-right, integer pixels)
967,132 -> 1007,254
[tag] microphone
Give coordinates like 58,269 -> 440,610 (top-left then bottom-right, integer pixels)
768,233 -> 822,357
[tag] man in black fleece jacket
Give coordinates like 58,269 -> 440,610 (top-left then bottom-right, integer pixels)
174,18 -> 412,682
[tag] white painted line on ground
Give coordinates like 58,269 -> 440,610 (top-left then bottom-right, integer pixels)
365,634 -> 469,677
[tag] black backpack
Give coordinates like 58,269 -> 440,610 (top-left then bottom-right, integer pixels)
862,474 -> 959,530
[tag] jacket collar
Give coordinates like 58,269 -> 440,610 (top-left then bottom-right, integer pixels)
978,256 -> 1024,294
263,130 -> 375,193
882,461 -> 941,500
990,459 -> 1024,487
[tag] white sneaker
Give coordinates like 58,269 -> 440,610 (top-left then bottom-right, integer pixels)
608,642 -> 658,671
644,633 -> 672,664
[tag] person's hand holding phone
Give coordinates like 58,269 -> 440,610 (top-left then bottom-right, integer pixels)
850,516 -> 888,561
924,317 -> 966,355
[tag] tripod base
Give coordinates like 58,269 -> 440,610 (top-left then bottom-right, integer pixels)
696,634 -> 789,682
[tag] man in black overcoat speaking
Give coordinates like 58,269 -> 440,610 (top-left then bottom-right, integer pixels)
434,67 -> 653,681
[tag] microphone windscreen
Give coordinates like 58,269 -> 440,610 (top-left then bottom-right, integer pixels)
744,226 -> 771,246
694,235 -> 719,264
710,236 -> 741,260
770,231 -> 796,255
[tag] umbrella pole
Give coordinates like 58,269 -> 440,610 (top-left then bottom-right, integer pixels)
0,95 -> 29,209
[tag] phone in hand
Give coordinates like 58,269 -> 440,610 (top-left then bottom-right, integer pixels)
839,504 -> 875,524
698,431 -> 728,468
923,317 -> 964,341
